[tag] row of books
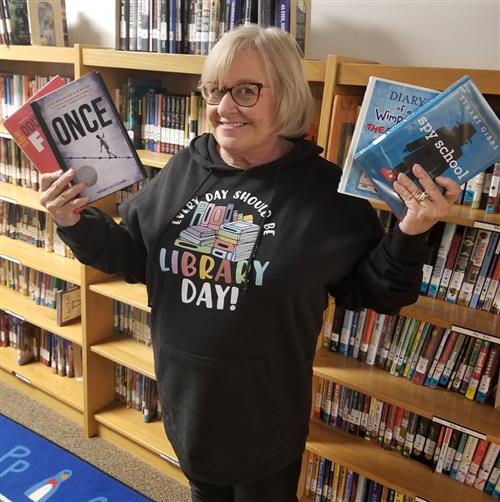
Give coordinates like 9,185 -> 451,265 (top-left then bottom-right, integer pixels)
0,0 -> 68,47
461,164 -> 500,213
0,136 -> 41,190
375,213 -> 500,312
113,300 -> 152,347
116,165 -> 160,209
323,304 -> 500,408
419,223 -> 499,310
0,73 -> 72,123
115,364 -> 160,423
0,311 -> 83,379
314,377 -> 500,491
305,452 -> 416,502
118,0 -> 308,56
0,200 -> 74,257
0,258 -> 76,309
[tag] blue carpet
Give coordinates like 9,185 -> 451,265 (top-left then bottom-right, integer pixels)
0,415 -> 150,502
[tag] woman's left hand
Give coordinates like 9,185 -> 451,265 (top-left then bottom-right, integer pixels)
393,163 -> 462,236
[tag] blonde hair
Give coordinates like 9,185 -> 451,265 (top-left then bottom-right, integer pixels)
200,24 -> 313,139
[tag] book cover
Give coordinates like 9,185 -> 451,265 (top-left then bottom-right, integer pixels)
3,75 -> 67,174
30,71 -> 146,204
353,76 -> 500,219
6,0 -> 30,45
56,285 -> 81,326
26,0 -> 67,47
340,77 -> 438,202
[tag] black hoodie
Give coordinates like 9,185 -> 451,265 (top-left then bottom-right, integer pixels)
57,134 -> 428,485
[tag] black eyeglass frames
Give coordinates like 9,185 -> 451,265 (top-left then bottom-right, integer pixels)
200,82 -> 269,107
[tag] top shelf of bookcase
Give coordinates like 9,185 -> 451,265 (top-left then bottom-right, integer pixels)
336,63 -> 500,94
0,45 -> 75,64
80,48 -> 327,82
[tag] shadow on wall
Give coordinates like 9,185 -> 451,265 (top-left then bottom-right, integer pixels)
67,12 -> 112,48
309,16 -> 404,65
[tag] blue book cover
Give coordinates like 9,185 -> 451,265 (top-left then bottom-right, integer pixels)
339,76 -> 438,202
353,75 -> 500,219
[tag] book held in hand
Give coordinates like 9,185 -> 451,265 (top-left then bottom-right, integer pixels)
3,75 -> 67,174
353,75 -> 500,219
31,71 -> 146,204
339,77 -> 438,202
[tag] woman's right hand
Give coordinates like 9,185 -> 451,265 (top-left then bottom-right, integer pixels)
40,169 -> 89,227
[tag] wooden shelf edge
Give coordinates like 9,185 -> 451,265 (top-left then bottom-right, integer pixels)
0,182 -> 45,212
0,45 -> 75,63
307,421 -> 494,502
89,276 -> 150,312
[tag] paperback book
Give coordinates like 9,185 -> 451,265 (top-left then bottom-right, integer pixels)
31,71 -> 146,204
3,75 -> 67,174
339,76 -> 438,201
353,75 -> 500,219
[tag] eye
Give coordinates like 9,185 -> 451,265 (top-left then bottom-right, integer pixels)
235,84 -> 258,97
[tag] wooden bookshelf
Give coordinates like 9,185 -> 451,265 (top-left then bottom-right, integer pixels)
137,150 -> 172,169
0,346 -> 83,412
0,286 -> 82,344
89,276 -> 149,312
1,236 -> 81,285
0,45 -> 75,64
314,348 -> 500,443
91,335 -> 155,380
0,183 -> 44,212
401,294 -> 499,338
306,420 -> 493,502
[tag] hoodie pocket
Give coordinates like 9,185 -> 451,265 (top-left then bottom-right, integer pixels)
156,343 -> 287,479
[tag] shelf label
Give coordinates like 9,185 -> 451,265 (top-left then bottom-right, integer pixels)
0,195 -> 17,205
474,221 -> 500,233
3,309 -> 24,321
0,254 -> 21,265
432,416 -> 486,440
452,325 -> 499,345
11,371 -> 31,385
159,452 -> 180,467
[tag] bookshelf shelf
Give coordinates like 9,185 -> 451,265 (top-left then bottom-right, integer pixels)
0,183 -> 45,212
137,149 -> 172,169
94,402 -> 178,465
80,48 -> 326,82
89,276 -> 149,312
314,348 -> 500,443
307,420 -> 493,502
400,295 -> 499,338
371,200 -> 500,228
91,335 -> 155,380
0,346 -> 83,411
0,45 -> 75,64
336,63 -> 500,94
1,236 -> 81,285
0,286 -> 82,344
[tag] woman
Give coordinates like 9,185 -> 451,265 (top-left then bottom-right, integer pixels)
40,25 -> 460,502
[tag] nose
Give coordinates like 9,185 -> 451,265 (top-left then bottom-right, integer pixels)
217,91 -> 239,115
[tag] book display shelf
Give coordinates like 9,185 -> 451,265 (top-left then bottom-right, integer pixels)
1,45 -> 499,499
299,56 -> 500,502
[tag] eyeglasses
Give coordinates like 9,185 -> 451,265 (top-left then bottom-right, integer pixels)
200,82 -> 269,107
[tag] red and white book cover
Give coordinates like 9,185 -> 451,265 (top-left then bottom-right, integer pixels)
3,76 -> 67,174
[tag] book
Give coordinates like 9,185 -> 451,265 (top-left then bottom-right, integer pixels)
56,285 -> 81,326
6,0 -> 30,45
353,76 -> 500,219
26,0 -> 67,47
30,71 -> 146,204
339,77 -> 438,202
3,76 -> 67,174
486,161 -> 500,213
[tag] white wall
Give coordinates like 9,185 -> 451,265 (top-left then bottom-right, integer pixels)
65,0 -> 500,69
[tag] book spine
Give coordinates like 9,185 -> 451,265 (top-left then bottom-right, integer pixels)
486,161 -> 500,213
476,342 -> 500,402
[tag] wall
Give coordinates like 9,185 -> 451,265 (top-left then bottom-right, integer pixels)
65,0 -> 500,69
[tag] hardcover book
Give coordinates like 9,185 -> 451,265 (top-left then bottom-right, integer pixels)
353,76 -> 500,219
3,75 -> 67,174
339,77 -> 438,202
30,71 -> 146,204
26,0 -> 67,47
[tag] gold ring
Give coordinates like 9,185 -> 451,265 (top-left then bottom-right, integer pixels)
416,191 -> 429,202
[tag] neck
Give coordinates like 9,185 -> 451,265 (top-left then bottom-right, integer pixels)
218,138 -> 293,169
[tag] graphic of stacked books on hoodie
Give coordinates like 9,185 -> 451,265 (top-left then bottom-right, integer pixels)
175,202 -> 260,262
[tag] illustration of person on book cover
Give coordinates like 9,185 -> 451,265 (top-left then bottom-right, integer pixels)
392,121 -> 477,182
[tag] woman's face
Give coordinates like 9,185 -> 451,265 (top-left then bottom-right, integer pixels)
207,49 -> 280,164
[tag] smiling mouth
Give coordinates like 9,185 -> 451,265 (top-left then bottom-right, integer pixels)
219,122 -> 247,127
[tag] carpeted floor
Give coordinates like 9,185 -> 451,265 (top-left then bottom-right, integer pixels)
0,382 -> 191,502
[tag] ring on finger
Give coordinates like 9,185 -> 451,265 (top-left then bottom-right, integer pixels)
414,191 -> 429,203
